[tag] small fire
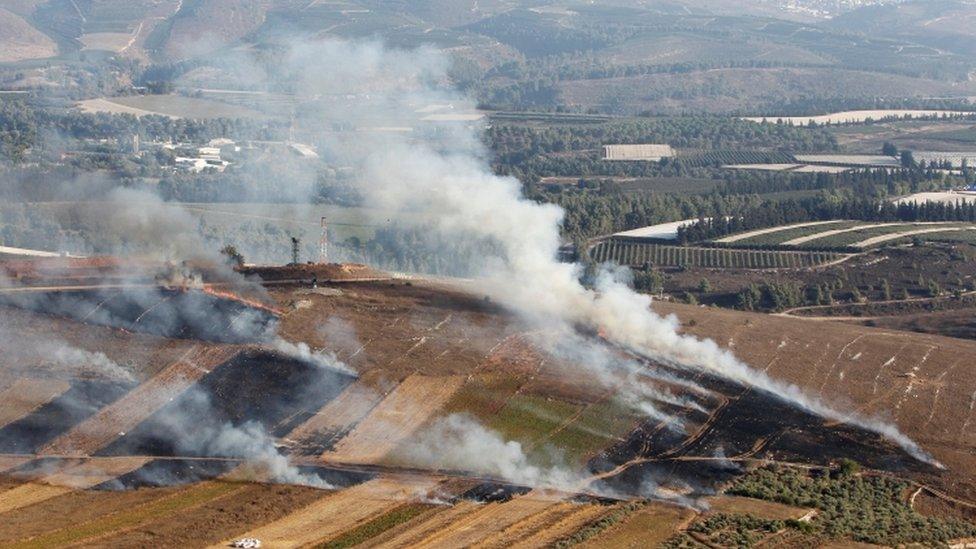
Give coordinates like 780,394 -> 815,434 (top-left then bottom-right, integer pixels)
201,285 -> 285,316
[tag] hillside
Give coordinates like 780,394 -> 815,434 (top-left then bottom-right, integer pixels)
0,7 -> 57,63
0,259 -> 974,545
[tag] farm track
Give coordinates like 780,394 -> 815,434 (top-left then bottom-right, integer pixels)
39,345 -> 241,456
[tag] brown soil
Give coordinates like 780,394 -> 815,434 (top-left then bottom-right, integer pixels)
84,483 -> 327,548
577,503 -> 695,548
655,300 -> 976,502
0,484 -> 184,543
212,477 -> 439,548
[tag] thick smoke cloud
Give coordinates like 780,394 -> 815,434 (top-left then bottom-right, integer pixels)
255,38 -> 935,466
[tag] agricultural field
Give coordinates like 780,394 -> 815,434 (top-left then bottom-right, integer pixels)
745,109 -> 972,126
590,238 -> 845,269
783,222 -> 976,249
895,191 -> 976,205
793,154 -> 901,167
0,264 -> 976,544
677,150 -> 796,167
76,95 -> 266,120
713,221 -> 976,250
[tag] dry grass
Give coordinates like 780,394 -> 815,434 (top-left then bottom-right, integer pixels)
576,503 -> 695,548
0,378 -> 71,429
213,477 -> 437,548
323,375 -> 464,464
40,345 -> 239,455
39,457 -> 151,489
7,482 -> 245,549
0,484 -> 72,515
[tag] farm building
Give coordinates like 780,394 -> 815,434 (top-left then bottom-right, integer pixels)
603,144 -> 674,161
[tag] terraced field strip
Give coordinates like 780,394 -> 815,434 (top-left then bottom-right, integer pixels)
0,378 -> 72,429
590,240 -> 843,269
403,492 -> 563,548
212,477 -> 437,548
284,381 -> 381,452
852,226 -> 976,248
0,484 -> 72,515
577,503 -> 696,548
508,502 -> 612,548
39,345 -> 241,456
323,375 -> 465,464
6,481 -> 244,549
39,456 -> 151,488
714,220 -> 845,243
484,499 -> 612,548
781,222 -> 959,246
371,500 -> 485,548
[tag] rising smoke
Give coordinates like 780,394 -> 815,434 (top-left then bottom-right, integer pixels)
0,33 -> 939,494
261,38 -> 937,466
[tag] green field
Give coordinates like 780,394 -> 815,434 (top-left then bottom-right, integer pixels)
730,221 -> 862,246
591,239 -> 844,269
797,223 -> 975,248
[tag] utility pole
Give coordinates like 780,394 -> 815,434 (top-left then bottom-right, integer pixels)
291,236 -> 300,265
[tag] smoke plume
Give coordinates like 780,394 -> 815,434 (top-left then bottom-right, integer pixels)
263,38 -> 936,466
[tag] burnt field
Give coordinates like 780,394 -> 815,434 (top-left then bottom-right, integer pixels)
0,287 -> 279,343
0,264 -> 975,545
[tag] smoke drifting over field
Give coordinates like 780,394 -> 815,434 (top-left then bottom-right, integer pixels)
250,38 -> 935,467
0,35 -> 938,495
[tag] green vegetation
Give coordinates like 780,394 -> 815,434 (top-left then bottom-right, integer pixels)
317,504 -> 433,549
590,240 -> 843,270
663,513 -> 792,548
725,466 -> 976,546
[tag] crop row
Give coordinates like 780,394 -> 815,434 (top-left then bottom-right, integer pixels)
677,150 -> 796,167
591,239 -> 842,269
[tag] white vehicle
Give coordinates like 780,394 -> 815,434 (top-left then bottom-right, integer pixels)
231,539 -> 262,548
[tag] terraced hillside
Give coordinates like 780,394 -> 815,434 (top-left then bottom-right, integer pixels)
0,260 -> 975,545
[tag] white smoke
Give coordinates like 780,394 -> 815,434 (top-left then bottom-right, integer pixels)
397,413 -> 582,490
271,337 -> 356,376
40,341 -> 136,383
271,38 -> 937,467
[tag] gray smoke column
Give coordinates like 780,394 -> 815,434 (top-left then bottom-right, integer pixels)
260,38 -> 936,466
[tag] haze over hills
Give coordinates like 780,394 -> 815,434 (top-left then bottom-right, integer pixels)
3,0 -> 976,547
